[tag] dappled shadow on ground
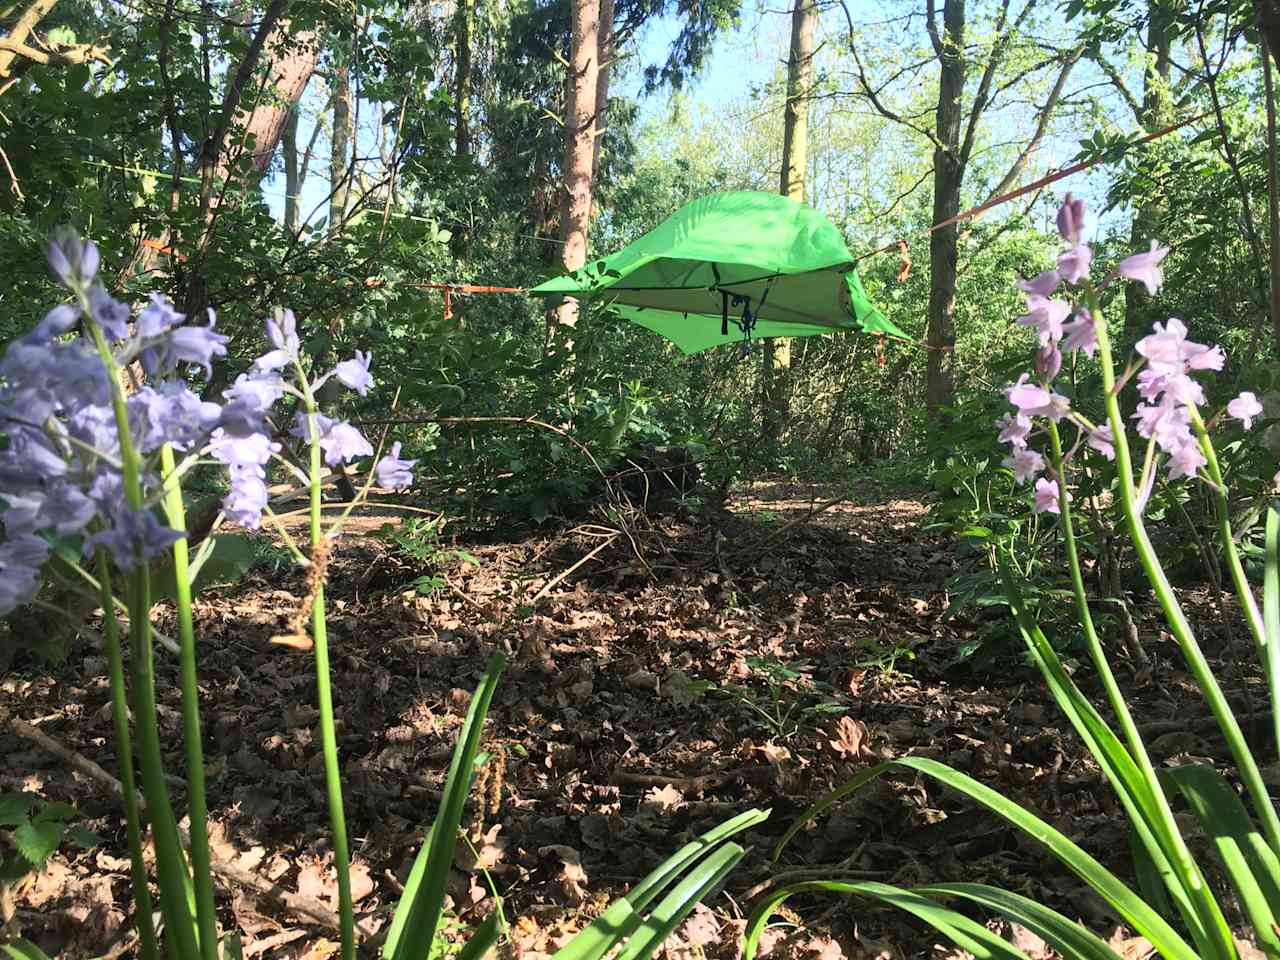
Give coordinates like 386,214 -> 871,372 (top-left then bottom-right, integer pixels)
4,481 -> 1269,958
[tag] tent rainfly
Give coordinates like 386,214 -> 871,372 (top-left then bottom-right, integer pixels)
530,190 -> 907,355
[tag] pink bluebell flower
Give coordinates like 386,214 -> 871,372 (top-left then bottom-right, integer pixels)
1118,241 -> 1171,296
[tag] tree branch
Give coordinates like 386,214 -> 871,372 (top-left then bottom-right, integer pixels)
984,45 -> 1082,202
837,0 -> 951,156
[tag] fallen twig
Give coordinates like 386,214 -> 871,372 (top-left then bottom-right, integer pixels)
609,765 -> 769,794
730,495 -> 852,558
530,532 -> 619,603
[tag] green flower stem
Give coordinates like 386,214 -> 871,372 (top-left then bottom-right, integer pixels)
296,365 -> 356,960
1045,423 -> 1158,771
160,443 -> 220,960
85,318 -> 200,959
1090,290 -> 1280,857
96,549 -> 158,960
1046,421 -> 1217,940
1265,508 -> 1280,760
1188,405 -> 1267,646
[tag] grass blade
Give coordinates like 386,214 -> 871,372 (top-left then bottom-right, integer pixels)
384,652 -> 506,960
773,758 -> 1197,960
916,883 -> 1123,960
1265,503 -> 1280,760
1165,763 -> 1280,955
610,842 -> 745,960
552,808 -> 769,960
1,941 -> 54,960
455,909 -> 504,960
743,881 -> 1033,960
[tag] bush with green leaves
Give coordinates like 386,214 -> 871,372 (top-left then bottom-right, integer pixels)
746,196 -> 1280,960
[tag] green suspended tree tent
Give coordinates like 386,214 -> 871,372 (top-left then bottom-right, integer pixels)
530,190 -> 907,355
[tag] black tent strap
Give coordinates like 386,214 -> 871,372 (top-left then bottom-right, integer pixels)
716,280 -> 772,341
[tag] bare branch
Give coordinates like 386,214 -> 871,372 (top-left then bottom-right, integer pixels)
985,45 -> 1082,202
836,0 -> 951,156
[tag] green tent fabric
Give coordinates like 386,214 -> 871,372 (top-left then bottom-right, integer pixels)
530,190 -> 907,355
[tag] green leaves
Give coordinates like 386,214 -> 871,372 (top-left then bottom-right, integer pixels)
383,652 -> 507,960
0,792 -> 96,880
551,808 -> 767,960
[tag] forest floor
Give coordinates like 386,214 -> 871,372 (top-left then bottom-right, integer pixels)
3,480 -> 1271,959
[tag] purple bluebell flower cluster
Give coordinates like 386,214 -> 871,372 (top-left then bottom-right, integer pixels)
996,195 -> 1263,514
0,229 -> 416,614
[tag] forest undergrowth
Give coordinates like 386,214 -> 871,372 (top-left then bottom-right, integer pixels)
3,480 -> 1262,960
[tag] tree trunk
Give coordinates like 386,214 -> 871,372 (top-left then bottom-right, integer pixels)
454,0 -> 473,159
283,107 -> 301,233
764,0 -> 816,448
236,27 -> 317,175
1123,3 -> 1173,341
591,0 -> 615,177
925,0 -> 965,418
1260,0 -> 1280,72
330,60 -> 353,233
1262,8 -> 1280,353
555,0 -> 601,332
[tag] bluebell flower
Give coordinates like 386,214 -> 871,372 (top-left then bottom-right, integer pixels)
257,308 -> 300,371
169,314 -> 228,378
220,372 -> 285,436
40,482 -> 96,535
1,492 -> 45,535
88,469 -> 125,517
209,429 -> 278,472
209,429 -> 280,530
0,425 -> 69,487
0,534 -> 51,615
129,384 -> 222,452
223,472 -> 269,529
26,305 -> 80,343
136,295 -> 184,374
374,442 -> 416,490
88,287 -> 131,343
84,508 -> 181,571
292,412 -> 372,467
68,403 -> 121,459
47,229 -> 99,288
332,351 -> 374,396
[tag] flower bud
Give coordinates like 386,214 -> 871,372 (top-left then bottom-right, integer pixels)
1035,344 -> 1062,382
1056,193 -> 1086,246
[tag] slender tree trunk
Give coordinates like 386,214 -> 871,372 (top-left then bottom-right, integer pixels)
330,61 -> 353,232
454,0 -> 473,159
283,107 -> 301,233
764,0 -> 816,448
1262,12 -> 1280,353
926,0 -> 965,417
1260,0 -> 1280,71
1123,3 -> 1173,341
556,0 -> 601,332
591,0 -> 615,177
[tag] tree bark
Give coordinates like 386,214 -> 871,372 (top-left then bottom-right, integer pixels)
1261,4 -> 1280,353
591,0 -> 615,177
1260,0 -> 1280,71
329,61 -> 353,232
556,0 -> 601,331
454,0 -> 473,159
925,0 -> 965,417
764,0 -> 816,448
283,107 -> 301,233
